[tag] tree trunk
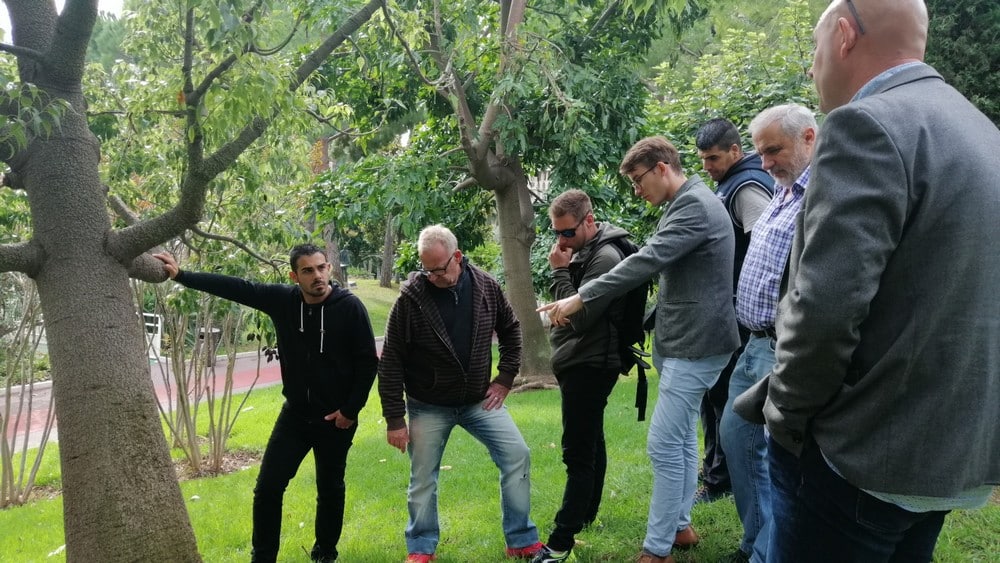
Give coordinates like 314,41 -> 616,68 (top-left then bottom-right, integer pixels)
24,113 -> 200,561
322,222 -> 346,285
492,177 -> 552,384
379,213 -> 395,288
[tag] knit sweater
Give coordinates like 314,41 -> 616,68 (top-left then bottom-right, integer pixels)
378,260 -> 522,429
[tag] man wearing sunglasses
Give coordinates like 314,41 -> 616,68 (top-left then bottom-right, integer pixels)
540,137 -> 739,563
378,224 -> 542,563
531,189 -> 633,563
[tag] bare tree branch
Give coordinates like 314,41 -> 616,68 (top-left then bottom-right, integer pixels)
108,192 -> 140,225
0,241 -> 43,277
47,0 -> 98,88
381,2 -> 439,87
453,177 -> 478,192
127,252 -> 170,283
4,0 -> 58,82
107,0 -> 382,264
189,226 -> 284,275
0,42 -> 46,62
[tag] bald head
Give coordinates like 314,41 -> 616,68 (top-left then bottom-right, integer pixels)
811,0 -> 929,112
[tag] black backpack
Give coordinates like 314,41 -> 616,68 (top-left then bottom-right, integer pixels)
599,237 -> 654,421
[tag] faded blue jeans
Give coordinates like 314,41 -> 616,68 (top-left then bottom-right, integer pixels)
404,397 -> 539,555
720,334 -> 775,562
643,353 -> 732,557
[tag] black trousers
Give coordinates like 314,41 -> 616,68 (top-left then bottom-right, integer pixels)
251,403 -> 357,562
700,325 -> 749,491
547,367 -> 619,552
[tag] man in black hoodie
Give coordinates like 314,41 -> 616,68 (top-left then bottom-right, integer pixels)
155,245 -> 377,563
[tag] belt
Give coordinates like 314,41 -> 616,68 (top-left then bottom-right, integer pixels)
750,327 -> 777,340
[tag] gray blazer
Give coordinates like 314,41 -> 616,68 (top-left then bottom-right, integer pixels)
579,176 -> 740,359
764,64 -> 1000,496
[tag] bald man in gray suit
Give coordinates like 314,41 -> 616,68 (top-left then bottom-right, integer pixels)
759,1 -> 1000,561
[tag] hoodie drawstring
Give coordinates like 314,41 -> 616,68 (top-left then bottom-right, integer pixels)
299,302 -> 326,353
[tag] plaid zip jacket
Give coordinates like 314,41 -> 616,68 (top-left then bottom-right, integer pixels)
378,260 -> 522,430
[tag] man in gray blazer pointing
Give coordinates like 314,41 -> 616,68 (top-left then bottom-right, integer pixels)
761,1 -> 1000,561
541,136 -> 739,563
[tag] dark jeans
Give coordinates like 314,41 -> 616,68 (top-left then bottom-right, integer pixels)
546,368 -> 619,552
767,436 -> 948,563
251,403 -> 357,563
700,326 -> 748,491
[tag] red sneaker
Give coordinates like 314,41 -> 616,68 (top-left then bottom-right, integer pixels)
506,541 -> 545,559
405,554 -> 436,563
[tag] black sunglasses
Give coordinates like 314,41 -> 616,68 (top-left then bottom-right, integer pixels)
552,214 -> 588,238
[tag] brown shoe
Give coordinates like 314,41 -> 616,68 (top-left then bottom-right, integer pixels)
672,525 -> 700,549
637,551 -> 676,563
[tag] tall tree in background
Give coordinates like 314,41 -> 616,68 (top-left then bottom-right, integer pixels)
0,0 -> 380,559
925,0 -> 1000,125
368,0 -> 666,382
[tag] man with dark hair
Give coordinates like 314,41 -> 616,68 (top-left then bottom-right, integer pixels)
718,103 -> 817,563
750,0 -> 1000,560
155,245 -> 378,563
531,189 -> 631,563
693,118 -> 775,505
541,137 -> 739,563
378,224 -> 542,563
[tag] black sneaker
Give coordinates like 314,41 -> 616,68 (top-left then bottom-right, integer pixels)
529,545 -> 572,563
724,549 -> 750,563
693,484 -> 731,504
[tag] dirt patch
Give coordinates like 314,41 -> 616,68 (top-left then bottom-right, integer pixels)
15,450 -> 262,502
173,449 -> 262,481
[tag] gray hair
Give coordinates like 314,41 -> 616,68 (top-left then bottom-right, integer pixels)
749,103 -> 818,139
417,224 -> 458,255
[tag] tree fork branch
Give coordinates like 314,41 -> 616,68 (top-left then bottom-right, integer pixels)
0,241 -> 44,277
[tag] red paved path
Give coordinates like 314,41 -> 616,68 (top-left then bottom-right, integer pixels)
2,339 -> 382,448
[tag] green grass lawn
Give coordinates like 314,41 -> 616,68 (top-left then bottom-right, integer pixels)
1,375 -> 997,562
348,278 -> 400,338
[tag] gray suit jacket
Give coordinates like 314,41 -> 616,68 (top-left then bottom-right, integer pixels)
580,176 -> 740,359
764,64 -> 1000,496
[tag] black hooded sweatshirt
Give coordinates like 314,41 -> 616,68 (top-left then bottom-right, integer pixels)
174,271 -> 378,422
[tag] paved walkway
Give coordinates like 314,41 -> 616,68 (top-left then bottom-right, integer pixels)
1,338 -> 383,449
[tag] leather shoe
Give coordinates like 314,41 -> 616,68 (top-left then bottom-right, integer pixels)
637,551 -> 675,563
672,525 -> 700,549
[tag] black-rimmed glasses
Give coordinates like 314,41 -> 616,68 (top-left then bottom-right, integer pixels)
630,166 -> 656,188
845,0 -> 866,35
418,255 -> 453,277
552,214 -> 588,238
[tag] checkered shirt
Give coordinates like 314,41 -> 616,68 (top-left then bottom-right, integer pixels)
736,167 -> 811,330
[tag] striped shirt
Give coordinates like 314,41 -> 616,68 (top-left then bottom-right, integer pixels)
735,167 -> 811,330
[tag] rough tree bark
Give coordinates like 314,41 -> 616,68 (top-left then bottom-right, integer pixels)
0,0 -> 381,559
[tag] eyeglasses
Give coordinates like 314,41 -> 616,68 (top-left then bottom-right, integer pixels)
630,165 -> 657,188
551,214 -> 588,238
845,0 -> 866,35
418,255 -> 453,277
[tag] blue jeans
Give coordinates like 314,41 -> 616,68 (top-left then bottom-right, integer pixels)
720,335 -> 774,561
767,436 -> 948,563
405,397 -> 539,555
643,353 -> 731,557
252,403 -> 357,563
